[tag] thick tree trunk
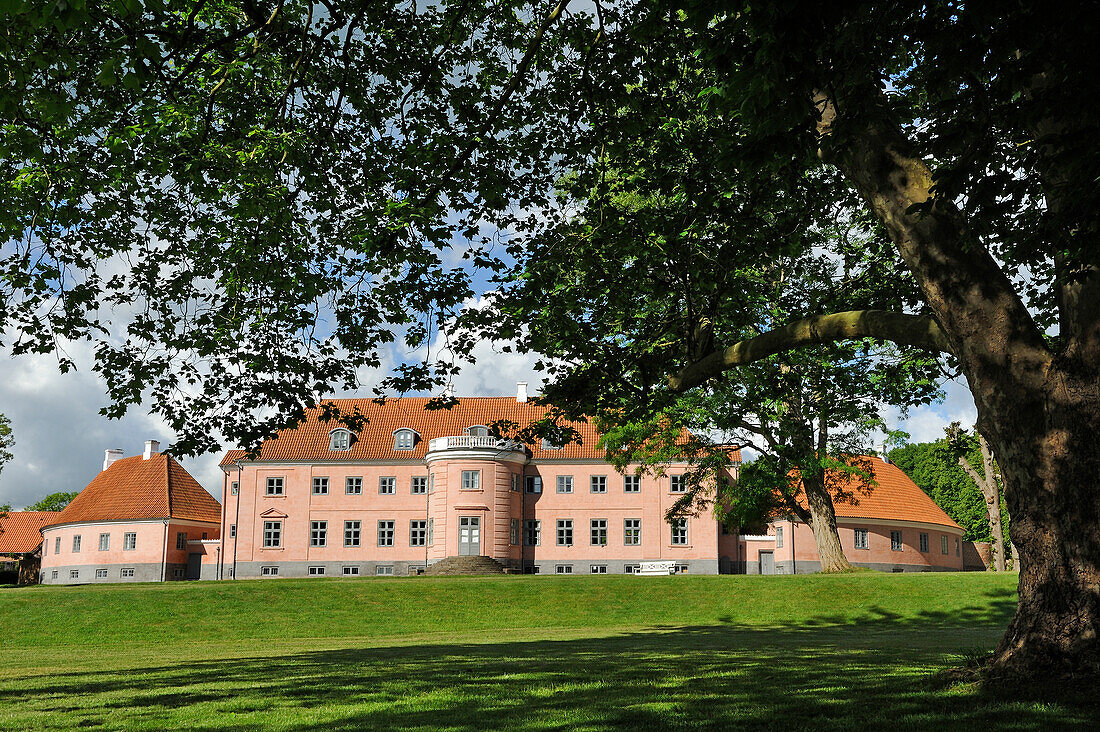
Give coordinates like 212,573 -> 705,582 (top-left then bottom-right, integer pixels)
798,470 -> 853,573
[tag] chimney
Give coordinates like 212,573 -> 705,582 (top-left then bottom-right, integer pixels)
517,382 -> 528,403
103,449 -> 124,471
143,440 -> 160,460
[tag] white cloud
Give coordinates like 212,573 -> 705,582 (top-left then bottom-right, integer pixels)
881,376 -> 977,446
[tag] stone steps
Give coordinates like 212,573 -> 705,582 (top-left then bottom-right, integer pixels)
424,555 -> 509,576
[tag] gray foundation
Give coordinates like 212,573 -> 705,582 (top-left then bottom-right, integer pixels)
231,560 -> 428,578
523,559 -> 718,575
39,562 -> 178,584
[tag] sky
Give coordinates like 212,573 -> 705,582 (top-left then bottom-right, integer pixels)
0,330 -> 977,509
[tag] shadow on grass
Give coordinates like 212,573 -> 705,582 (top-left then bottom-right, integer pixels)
4,588 -> 1092,730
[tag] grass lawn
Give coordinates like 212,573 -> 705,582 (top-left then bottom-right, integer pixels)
0,572 -> 1093,729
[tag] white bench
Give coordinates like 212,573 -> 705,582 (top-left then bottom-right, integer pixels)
634,561 -> 676,576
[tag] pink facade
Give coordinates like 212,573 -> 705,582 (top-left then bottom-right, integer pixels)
219,434 -> 721,577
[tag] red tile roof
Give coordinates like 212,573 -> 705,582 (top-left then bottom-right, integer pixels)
0,512 -> 58,554
794,456 -> 961,530
220,397 -> 743,466
51,454 -> 221,526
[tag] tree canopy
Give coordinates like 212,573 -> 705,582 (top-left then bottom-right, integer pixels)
23,491 -> 79,513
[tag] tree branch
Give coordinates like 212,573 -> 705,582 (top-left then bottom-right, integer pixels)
667,310 -> 952,392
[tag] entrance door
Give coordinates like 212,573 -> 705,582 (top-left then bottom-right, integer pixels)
759,551 -> 775,575
458,517 -> 481,556
186,552 -> 202,580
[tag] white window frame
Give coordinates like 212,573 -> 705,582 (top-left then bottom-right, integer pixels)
623,475 -> 640,493
120,567 -> 135,578
671,519 -> 688,546
854,528 -> 869,550
342,566 -> 360,576
510,519 -> 520,546
311,520 -> 328,547
55,537 -> 61,554
379,476 -> 396,495
775,526 -> 784,548
51,570 -> 59,579
393,429 -> 416,450
266,476 -> 285,496
99,533 -> 110,551
556,519 -> 573,546
890,530 -> 903,551
427,518 -> 434,546
541,438 -> 563,450
376,565 -> 395,576
919,532 -> 930,553
941,535 -> 949,554
555,564 -> 573,574
525,520 -> 541,546
72,535 -> 82,552
411,476 -> 428,494
123,532 -> 137,551
673,564 -> 689,574
466,425 -> 489,437
556,475 -> 574,494
176,532 -> 187,550
329,429 -> 352,451
346,476 -> 363,495
591,519 -> 608,546
231,481 -> 239,496
525,475 -> 542,493
511,474 -> 520,492
624,564 -> 640,574
590,564 -> 607,574
230,523 -> 236,538
263,522 -> 281,548
670,475 -> 686,493
344,520 -> 361,547
378,520 -> 395,547
312,476 -> 329,495
590,475 -> 607,493
95,568 -> 108,579
461,470 -> 480,490
308,566 -> 326,576
69,569 -> 79,579
410,520 -> 427,547
261,566 -> 279,576
624,519 -> 641,546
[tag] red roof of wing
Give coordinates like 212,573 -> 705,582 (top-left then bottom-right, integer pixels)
51,454 -> 221,526
220,397 -> 609,465
793,456 -> 961,530
0,512 -> 59,553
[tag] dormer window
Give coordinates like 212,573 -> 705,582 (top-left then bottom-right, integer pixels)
393,428 -> 419,451
329,428 -> 353,451
466,425 -> 489,437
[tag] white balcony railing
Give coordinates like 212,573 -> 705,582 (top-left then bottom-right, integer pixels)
427,435 -> 526,453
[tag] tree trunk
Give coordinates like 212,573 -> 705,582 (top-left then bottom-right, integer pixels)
957,438 -> 1006,572
800,469 -> 853,573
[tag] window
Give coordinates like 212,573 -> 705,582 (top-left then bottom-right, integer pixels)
890,530 -> 903,551
265,476 -> 285,496
775,526 -> 784,548
541,438 -> 563,450
261,566 -> 279,576
329,429 -> 352,451
510,519 -> 520,546
99,533 -> 110,551
124,532 -> 137,550
311,521 -> 328,547
263,522 -> 282,548
312,477 -> 329,495
919,532 -> 930,553
342,566 -> 360,576
394,429 -> 416,450
624,519 -> 641,546
941,535 -> 949,554
96,568 -> 108,579
556,476 -> 574,494
176,532 -> 187,550
344,521 -> 361,547
379,476 -> 396,495
461,470 -> 480,490
673,564 -> 689,574
411,476 -> 427,494
202,532 -> 208,540
623,475 -> 640,493
120,568 -> 135,578
231,481 -> 239,496
591,519 -> 608,546
72,535 -> 82,552
378,520 -> 395,547
173,568 -> 185,578
525,476 -> 542,493
410,520 -> 427,547
590,564 -> 607,574
308,566 -> 326,576
955,537 -> 961,556
55,536 -> 60,554
376,565 -> 394,576
624,564 -> 640,574
69,569 -> 79,579
854,528 -> 869,550
51,570 -> 58,579
590,476 -> 607,493
556,519 -> 573,546
428,518 -> 434,546
230,524 -> 236,538
525,520 -> 541,546
429,473 -> 435,493
467,425 -> 489,437
671,519 -> 688,545
670,475 -> 686,493
511,474 -> 520,492
556,565 -> 573,574
346,477 -> 363,495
